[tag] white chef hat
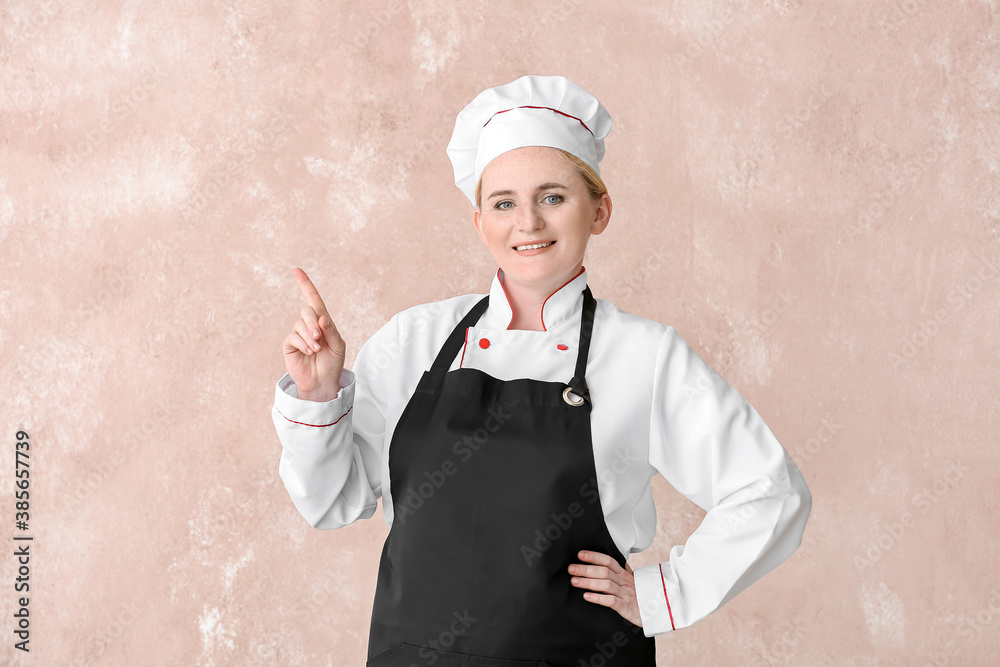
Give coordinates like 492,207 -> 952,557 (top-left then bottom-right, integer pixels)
446,75 -> 613,207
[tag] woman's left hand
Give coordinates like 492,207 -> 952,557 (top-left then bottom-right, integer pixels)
568,550 -> 643,627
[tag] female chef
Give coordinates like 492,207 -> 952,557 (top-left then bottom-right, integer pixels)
272,75 -> 812,666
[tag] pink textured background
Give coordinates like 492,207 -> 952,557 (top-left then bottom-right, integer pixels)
2,1 -> 998,664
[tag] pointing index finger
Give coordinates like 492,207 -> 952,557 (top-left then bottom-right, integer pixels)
293,267 -> 330,319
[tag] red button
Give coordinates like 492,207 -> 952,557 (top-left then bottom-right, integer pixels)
557,344 -> 568,350
479,338 -> 490,349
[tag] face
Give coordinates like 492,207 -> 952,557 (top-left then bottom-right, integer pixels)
473,146 -> 611,291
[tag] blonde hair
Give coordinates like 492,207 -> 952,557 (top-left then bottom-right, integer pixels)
474,148 -> 608,209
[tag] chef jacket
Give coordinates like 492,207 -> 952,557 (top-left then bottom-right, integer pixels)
271,266 -> 812,637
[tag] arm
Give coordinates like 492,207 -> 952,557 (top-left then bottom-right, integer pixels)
271,313 -> 399,529
633,326 -> 812,635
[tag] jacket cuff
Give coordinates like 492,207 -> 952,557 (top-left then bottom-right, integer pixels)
272,369 -> 356,428
634,562 -> 678,636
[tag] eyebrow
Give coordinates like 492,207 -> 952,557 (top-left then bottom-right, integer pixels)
487,182 -> 569,201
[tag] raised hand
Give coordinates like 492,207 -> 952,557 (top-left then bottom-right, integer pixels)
282,267 -> 346,402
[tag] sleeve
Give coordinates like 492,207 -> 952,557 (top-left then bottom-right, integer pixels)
270,312 -> 399,529
633,326 -> 812,636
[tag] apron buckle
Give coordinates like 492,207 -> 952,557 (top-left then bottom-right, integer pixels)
563,379 -> 588,406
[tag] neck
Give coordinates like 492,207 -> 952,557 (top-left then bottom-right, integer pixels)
500,265 -> 583,331
505,281 -> 547,331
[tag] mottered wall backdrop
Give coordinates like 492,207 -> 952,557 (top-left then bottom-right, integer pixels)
1,0 -> 998,664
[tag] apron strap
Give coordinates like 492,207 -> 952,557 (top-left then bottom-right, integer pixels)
429,294 -> 490,374
566,285 -> 596,405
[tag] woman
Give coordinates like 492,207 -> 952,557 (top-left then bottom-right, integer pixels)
272,75 -> 812,666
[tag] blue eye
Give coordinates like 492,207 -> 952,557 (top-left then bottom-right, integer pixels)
495,200 -> 513,210
543,194 -> 563,204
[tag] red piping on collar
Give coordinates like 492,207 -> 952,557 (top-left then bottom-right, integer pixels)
483,106 -> 594,136
496,266 -> 586,331
539,266 -> 585,331
497,268 -> 514,330
459,324 -> 470,368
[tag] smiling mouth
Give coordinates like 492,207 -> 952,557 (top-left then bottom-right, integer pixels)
513,240 -> 556,251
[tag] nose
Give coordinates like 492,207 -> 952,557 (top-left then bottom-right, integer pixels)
515,201 -> 545,232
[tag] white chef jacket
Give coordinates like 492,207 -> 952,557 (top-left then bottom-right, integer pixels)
271,266 -> 812,637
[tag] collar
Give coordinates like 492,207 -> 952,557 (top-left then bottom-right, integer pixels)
484,265 -> 589,331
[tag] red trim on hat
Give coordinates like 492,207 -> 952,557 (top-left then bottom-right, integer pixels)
484,106 -> 594,137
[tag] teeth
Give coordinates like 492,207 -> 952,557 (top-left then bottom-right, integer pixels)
515,241 -> 554,251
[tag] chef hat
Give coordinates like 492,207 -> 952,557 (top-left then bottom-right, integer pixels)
446,75 -> 613,206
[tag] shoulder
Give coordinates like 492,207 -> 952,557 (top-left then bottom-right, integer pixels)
597,300 -> 719,382
355,292 -> 485,381
362,291 -> 485,341
375,291 -> 487,361
594,297 -> 674,345
393,292 -> 486,331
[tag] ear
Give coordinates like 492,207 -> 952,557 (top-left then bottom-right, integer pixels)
590,193 -> 612,236
473,207 -> 486,245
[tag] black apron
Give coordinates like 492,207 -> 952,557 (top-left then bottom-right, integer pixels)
367,286 -> 657,666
